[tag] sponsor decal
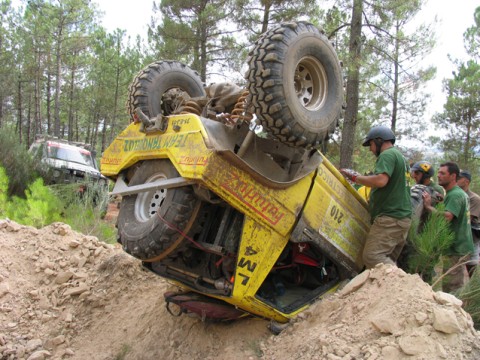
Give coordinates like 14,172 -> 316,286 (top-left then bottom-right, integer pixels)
178,155 -> 208,166
221,170 -> 285,226
123,134 -> 189,152
171,118 -> 190,127
100,157 -> 121,165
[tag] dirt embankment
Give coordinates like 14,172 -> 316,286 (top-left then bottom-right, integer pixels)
1,219 -> 479,360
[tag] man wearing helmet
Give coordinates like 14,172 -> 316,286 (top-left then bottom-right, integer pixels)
340,125 -> 412,269
410,161 -> 444,200
398,160 -> 444,276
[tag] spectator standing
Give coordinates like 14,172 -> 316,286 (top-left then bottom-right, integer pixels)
423,162 -> 474,292
410,161 -> 445,199
457,170 -> 480,277
397,161 -> 444,275
340,125 -> 412,269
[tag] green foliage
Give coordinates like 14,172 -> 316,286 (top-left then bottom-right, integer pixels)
0,164 -> 115,243
0,167 -> 9,217
407,204 -> 454,282
432,60 -> 480,168
463,6 -> 480,59
50,182 -> 116,244
0,128 -> 41,197
457,268 -> 480,329
6,178 -> 63,227
2,0 -> 145,154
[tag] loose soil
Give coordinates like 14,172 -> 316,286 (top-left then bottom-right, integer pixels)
1,218 -> 479,360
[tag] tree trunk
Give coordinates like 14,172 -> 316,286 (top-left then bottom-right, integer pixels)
47,57 -> 52,135
26,93 -> 32,148
0,33 -> 3,128
340,0 -> 363,169
261,2 -> 271,34
54,25 -> 63,137
391,21 -> 400,133
108,37 -> 121,149
67,56 -> 77,141
17,79 -> 23,144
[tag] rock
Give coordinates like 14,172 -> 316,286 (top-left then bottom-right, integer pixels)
16,344 -> 26,358
338,270 -> 370,296
45,334 -> 66,349
54,224 -> 71,236
55,271 -> 74,284
0,282 -> 10,298
68,240 -> 80,248
64,312 -> 73,323
370,314 -> 402,335
381,345 -> 402,359
26,339 -> 43,352
51,334 -> 65,346
27,350 -> 51,360
44,268 -> 55,276
78,257 -> 88,268
94,247 -> 103,257
434,291 -> 463,307
432,308 -> 463,334
435,342 -> 448,358
413,311 -> 428,325
0,219 -> 8,228
63,283 -> 90,297
5,221 -> 22,232
73,271 -> 88,279
398,333 -> 433,355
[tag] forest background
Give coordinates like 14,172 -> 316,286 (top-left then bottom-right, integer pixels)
0,0 -> 479,192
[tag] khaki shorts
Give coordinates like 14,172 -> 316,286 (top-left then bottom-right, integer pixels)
442,255 -> 469,293
363,215 -> 412,269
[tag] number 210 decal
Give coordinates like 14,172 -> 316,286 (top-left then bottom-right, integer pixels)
330,204 -> 344,224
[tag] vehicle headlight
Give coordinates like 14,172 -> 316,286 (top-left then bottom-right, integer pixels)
53,170 -> 61,178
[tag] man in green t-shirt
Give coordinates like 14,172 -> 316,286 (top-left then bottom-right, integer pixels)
341,125 -> 412,269
423,162 -> 474,292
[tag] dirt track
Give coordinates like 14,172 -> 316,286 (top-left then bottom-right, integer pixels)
1,219 -> 480,359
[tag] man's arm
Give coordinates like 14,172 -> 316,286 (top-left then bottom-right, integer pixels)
423,191 -> 454,222
356,173 -> 389,188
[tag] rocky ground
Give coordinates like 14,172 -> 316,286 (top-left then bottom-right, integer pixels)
1,218 -> 480,360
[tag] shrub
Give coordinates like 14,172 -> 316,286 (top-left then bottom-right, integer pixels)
0,128 -> 40,197
6,178 -> 63,228
457,268 -> 480,329
0,165 -> 115,243
0,167 -> 9,217
407,203 -> 454,283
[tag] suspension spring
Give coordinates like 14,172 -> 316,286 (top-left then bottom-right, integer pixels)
231,89 -> 253,123
178,100 -> 203,116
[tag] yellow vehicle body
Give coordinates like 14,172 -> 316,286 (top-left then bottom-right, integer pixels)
101,113 -> 370,323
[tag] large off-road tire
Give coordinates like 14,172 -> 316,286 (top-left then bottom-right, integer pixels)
117,160 -> 201,261
126,60 -> 206,121
246,22 -> 344,149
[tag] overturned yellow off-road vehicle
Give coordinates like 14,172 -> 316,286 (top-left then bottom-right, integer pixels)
101,22 -> 370,324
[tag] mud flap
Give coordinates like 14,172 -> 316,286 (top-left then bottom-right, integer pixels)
164,291 -> 246,321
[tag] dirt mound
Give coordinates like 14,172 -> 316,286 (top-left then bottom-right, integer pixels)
1,219 -> 479,360
262,266 -> 480,359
